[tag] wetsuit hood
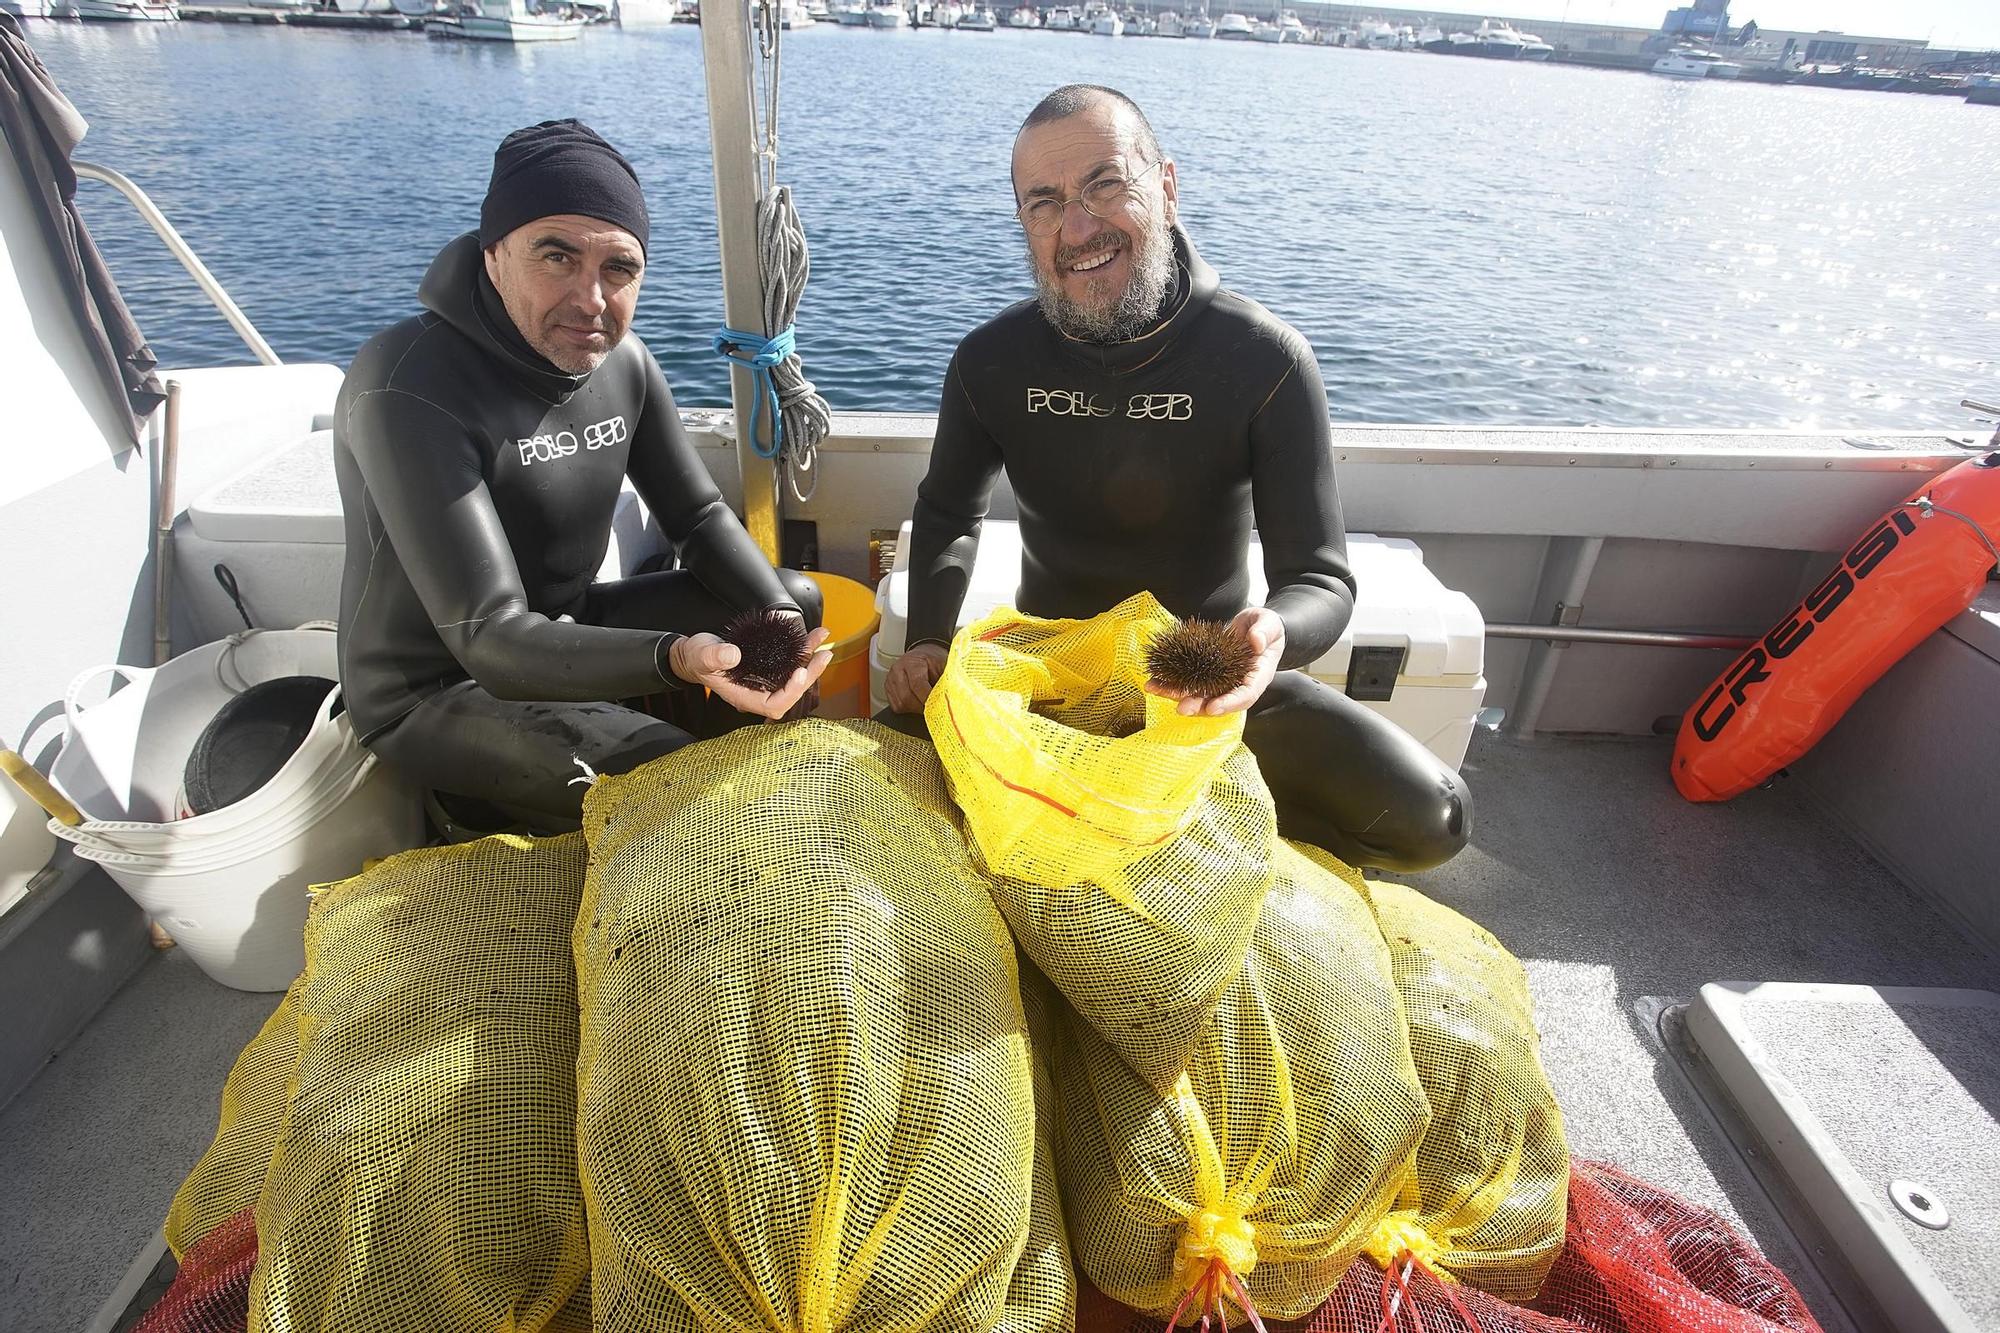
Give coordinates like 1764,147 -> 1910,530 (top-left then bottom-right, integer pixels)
1046,224 -> 1220,376
418,231 -> 590,403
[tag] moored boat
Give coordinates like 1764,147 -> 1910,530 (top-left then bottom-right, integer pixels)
1652,46 -> 1742,79
71,0 -> 179,18
1211,8 -> 1249,38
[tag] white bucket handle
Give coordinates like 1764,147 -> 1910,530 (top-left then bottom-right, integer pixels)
63,664 -> 151,728
213,622 -> 340,696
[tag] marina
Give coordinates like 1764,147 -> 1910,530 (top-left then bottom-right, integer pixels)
2,2 -> 1999,1332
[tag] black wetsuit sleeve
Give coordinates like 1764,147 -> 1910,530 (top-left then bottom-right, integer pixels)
625,353 -> 799,616
1251,344 -> 1356,668
345,388 -> 676,700
907,354 -> 1005,650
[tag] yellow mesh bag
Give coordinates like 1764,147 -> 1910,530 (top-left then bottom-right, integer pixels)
926,594 -> 1278,1090
249,834 -> 591,1333
1047,841 -> 1430,1325
163,983 -> 302,1260
574,720 -> 1066,1333
1353,873 -> 1570,1302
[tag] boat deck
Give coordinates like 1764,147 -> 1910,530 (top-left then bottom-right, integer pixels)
2,730 -> 1995,1332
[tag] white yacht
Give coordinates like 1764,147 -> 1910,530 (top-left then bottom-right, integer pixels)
1087,3 -> 1120,36
1255,9 -> 1303,42
954,4 -> 994,27
1005,3 -> 1035,24
1154,9 -> 1182,37
1358,19 -> 1397,49
1652,46 -> 1743,79
1473,18 -> 1528,58
778,0 -> 813,25
1184,7 -> 1213,36
833,1 -> 869,22
1040,4 -> 1076,29
70,0 -> 179,18
864,1 -> 905,25
1212,9 -> 1251,38
1518,30 -> 1551,59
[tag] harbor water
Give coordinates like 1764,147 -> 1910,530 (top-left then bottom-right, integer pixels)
24,21 -> 2000,430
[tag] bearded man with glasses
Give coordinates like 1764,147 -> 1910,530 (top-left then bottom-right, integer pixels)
881,84 -> 1470,873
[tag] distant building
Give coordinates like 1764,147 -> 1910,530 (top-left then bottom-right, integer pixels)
1663,0 -> 1728,42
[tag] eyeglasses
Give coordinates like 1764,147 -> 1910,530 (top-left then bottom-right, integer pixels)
1015,158 -> 1165,237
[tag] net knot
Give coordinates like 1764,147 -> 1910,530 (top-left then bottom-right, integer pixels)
1362,1212 -> 1452,1282
1174,1207 -> 1259,1282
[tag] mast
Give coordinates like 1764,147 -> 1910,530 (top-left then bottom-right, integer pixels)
699,0 -> 783,561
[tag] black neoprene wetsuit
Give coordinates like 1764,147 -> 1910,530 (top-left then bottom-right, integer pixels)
333,232 -> 817,827
896,228 -> 1470,872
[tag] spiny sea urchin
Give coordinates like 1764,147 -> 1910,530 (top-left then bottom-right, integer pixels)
720,608 -> 811,693
1145,617 -> 1258,700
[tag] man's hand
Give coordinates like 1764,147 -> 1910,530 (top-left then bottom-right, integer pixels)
884,642 -> 950,714
670,625 -> 834,720
1143,608 -> 1285,716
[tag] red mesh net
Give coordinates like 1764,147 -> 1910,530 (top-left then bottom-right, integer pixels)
132,1206 -> 255,1333
1079,1160 -> 1825,1333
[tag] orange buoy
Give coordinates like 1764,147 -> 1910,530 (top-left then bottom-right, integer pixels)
1672,452 -> 2000,802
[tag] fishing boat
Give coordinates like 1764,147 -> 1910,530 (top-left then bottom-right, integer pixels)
6,8 -> 2000,1333
1652,46 -> 1743,79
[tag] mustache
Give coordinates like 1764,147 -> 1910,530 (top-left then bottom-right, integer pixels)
1052,229 -> 1130,270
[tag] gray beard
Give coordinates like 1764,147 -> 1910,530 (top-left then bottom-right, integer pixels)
1031,228 -> 1176,344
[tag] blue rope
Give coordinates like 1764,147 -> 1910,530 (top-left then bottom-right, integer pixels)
712,325 -> 796,460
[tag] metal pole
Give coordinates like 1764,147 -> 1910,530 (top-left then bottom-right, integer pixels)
1486,623 -> 1756,650
73,162 -> 282,368
153,380 -> 182,668
700,0 -> 783,563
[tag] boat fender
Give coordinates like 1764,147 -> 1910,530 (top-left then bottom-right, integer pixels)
1672,451 -> 2000,802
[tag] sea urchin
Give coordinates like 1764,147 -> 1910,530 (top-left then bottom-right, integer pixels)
720,608 -> 811,693
1146,618 -> 1258,701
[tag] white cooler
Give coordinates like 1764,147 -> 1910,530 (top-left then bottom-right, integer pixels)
871,521 -> 1487,771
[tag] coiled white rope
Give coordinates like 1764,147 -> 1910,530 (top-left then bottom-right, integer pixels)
749,0 -> 830,504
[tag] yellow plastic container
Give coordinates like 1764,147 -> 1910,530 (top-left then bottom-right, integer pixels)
805,571 -> 882,719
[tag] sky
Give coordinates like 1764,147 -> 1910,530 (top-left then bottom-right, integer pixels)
1478,1 -> 2000,49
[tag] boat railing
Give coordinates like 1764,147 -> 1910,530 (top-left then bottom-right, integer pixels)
72,159 -> 282,368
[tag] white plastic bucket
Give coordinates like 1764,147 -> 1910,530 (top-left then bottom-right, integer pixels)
50,626 -> 341,825
71,756 -> 426,992
43,625 -> 429,992
53,691 -> 365,859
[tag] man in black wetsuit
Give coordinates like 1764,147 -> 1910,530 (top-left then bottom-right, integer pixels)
335,120 -> 830,829
882,86 -> 1469,872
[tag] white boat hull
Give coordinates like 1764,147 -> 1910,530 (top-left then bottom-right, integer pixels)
71,0 -> 179,18
451,12 -> 584,38
617,0 -> 677,24
864,6 -> 904,25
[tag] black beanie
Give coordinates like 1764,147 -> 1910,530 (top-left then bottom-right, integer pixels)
478,119 -> 651,257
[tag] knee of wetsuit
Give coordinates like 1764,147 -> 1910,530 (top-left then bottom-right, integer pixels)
778,568 -> 824,631
1381,764 -> 1472,873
